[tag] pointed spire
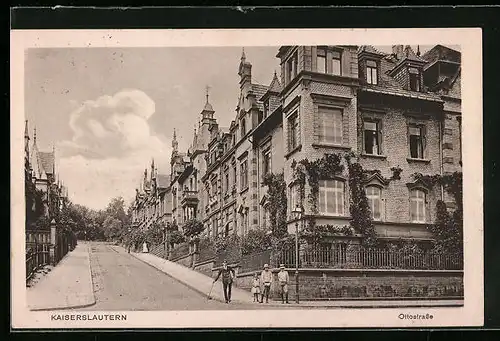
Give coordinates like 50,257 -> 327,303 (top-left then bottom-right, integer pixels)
241,47 -> 246,62
24,120 -> 29,139
268,69 -> 282,93
202,86 -> 214,112
205,85 -> 210,104
416,45 -> 421,56
172,128 -> 178,152
33,127 -> 37,144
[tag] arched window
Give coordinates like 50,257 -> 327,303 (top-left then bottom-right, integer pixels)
410,188 -> 426,223
366,186 -> 382,221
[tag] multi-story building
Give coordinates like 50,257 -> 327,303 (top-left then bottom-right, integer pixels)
278,44 -> 461,243
24,120 -> 68,224
131,44 -> 461,247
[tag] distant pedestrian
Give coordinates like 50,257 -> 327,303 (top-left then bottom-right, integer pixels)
214,260 -> 236,303
277,264 -> 290,304
251,273 -> 261,303
260,264 -> 273,303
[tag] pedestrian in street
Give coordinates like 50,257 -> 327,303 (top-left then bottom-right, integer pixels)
213,260 -> 236,304
260,263 -> 273,303
251,272 -> 261,303
277,264 -> 290,304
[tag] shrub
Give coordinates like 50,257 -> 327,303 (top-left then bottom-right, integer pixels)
241,229 -> 272,255
168,230 -> 186,245
183,219 -> 204,238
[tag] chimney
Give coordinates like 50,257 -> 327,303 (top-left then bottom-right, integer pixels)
392,45 -> 404,60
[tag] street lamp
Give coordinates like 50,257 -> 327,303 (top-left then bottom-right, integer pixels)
291,204 -> 303,304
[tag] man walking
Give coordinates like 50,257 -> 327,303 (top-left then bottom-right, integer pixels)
260,264 -> 273,303
214,260 -> 236,303
277,264 -> 290,304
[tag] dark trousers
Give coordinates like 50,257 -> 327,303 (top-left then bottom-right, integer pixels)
262,284 -> 271,303
222,281 -> 232,302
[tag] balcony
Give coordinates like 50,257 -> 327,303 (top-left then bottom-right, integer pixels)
181,190 -> 199,207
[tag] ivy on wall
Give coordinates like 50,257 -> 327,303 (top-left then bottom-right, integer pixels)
412,171 -> 463,253
262,172 -> 288,238
345,153 -> 378,247
291,152 -> 403,247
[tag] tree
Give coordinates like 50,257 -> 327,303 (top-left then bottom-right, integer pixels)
183,218 -> 204,239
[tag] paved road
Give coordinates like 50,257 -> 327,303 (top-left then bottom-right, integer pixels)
81,242 -> 287,311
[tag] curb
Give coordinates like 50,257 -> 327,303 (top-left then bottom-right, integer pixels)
29,243 -> 97,312
126,249 -> 465,309
128,251 -> 246,305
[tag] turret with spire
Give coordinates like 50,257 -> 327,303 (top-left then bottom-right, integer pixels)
200,85 -> 215,123
238,47 -> 252,91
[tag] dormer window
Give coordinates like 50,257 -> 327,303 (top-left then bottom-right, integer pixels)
263,100 -> 270,118
366,60 -> 378,85
317,48 -> 327,73
331,51 -> 342,76
409,67 -> 421,91
286,52 -> 298,84
316,47 -> 342,76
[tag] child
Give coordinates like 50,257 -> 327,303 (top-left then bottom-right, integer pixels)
251,273 -> 261,302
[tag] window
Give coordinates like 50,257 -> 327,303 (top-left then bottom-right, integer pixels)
211,179 -> 217,198
366,186 -> 382,221
225,172 -> 230,193
319,107 -> 342,144
318,180 -> 345,216
364,120 -> 382,155
410,189 -> 426,223
409,67 -> 421,91
258,111 -> 263,124
409,125 -> 425,159
286,52 -> 298,84
240,159 -> 248,190
290,185 -> 299,212
263,100 -> 270,118
240,118 -> 246,137
317,48 -> 327,73
262,148 -> 271,176
331,51 -> 342,76
366,60 -> 378,85
232,165 -> 237,190
288,112 -> 300,151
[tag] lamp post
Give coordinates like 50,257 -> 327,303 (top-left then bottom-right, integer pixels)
291,204 -> 303,304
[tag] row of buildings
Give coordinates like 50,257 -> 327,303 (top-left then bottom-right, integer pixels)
24,120 -> 69,229
131,44 -> 462,246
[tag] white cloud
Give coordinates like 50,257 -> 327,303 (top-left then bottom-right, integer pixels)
58,89 -> 171,210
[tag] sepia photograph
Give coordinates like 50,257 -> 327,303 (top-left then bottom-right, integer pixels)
10,28 -> 483,329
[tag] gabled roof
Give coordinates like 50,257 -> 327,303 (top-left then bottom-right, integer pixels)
260,71 -> 282,102
402,45 -> 426,63
358,45 -> 385,56
251,83 -> 269,111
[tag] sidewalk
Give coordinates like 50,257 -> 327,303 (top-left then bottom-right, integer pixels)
128,248 -> 464,309
26,242 -> 96,311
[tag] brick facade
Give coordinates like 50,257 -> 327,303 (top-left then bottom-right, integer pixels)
132,43 -> 462,254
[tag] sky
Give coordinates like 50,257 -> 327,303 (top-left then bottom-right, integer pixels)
25,44 -> 458,210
